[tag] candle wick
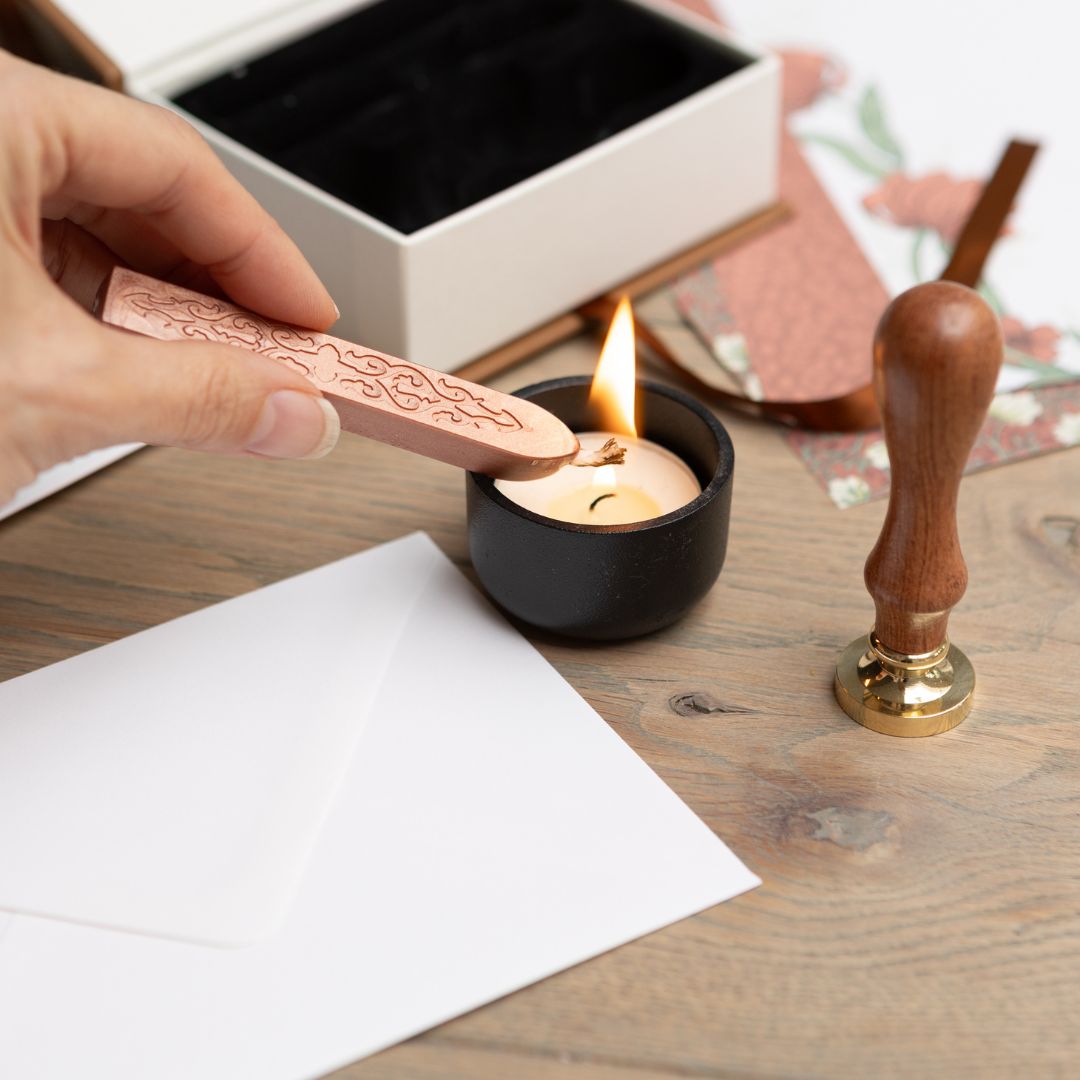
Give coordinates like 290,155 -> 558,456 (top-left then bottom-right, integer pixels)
572,438 -> 626,468
589,493 -> 617,512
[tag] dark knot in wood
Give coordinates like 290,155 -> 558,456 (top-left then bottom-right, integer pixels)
668,692 -> 754,717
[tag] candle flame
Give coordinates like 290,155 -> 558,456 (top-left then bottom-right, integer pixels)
588,296 -> 637,438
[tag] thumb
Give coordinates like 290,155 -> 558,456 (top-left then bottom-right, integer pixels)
89,324 -> 340,458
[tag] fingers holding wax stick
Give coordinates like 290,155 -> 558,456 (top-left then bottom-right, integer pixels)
97,271 -> 688,504
97,268 -> 584,481
495,298 -> 702,525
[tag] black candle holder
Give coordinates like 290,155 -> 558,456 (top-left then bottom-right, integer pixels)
466,376 -> 734,640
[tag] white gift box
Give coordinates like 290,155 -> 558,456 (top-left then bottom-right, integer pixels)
35,0 -> 779,371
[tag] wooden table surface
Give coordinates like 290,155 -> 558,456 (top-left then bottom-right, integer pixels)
2,323 -> 1078,1079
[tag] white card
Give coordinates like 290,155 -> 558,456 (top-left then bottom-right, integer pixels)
0,533 -> 758,1078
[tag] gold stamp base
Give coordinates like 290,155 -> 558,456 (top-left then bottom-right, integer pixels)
834,633 -> 975,738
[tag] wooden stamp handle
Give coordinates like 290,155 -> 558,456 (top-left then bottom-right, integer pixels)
864,282 -> 1003,655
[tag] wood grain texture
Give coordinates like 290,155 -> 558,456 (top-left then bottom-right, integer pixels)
1,328 -> 1078,1079
866,283 -> 1003,654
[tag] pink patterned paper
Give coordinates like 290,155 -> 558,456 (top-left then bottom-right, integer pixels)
668,24 -> 1080,509
788,384 -> 1080,508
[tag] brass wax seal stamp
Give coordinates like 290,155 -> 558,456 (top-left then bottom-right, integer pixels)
834,281 -> 1004,737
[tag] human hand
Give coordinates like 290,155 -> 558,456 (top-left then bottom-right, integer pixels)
0,51 -> 341,504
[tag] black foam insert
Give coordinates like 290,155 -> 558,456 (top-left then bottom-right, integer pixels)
174,0 -> 748,234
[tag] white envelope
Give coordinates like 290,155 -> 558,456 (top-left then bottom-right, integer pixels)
0,533 -> 758,1078
0,533 -> 438,945
0,444 -> 141,521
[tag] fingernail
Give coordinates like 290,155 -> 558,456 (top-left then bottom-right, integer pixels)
332,301 -> 341,321
246,391 -> 340,460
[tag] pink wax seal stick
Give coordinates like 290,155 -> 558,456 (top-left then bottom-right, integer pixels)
96,267 -> 580,480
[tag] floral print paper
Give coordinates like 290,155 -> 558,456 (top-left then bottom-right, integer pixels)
671,5 -> 1080,508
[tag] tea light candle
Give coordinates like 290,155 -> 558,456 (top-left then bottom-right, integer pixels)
495,431 -> 701,525
495,297 -> 701,525
466,376 -> 735,640
467,298 -> 734,639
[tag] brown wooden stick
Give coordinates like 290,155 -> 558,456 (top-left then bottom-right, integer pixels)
97,268 -> 579,481
939,140 -> 1039,288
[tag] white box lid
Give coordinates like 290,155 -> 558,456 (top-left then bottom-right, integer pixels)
56,0 -> 359,84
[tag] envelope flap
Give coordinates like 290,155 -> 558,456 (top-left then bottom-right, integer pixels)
0,532 -> 441,946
